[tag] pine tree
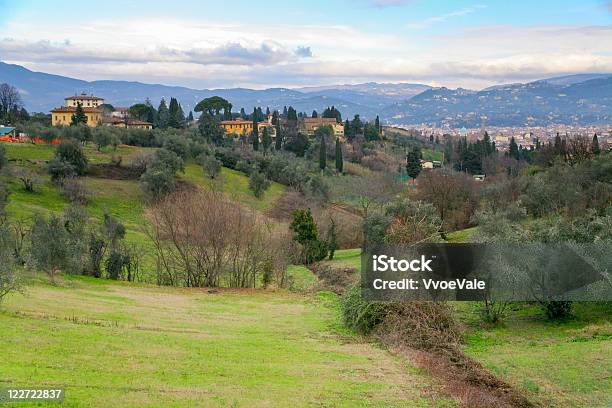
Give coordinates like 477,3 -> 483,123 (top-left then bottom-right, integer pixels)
71,102 -> 88,126
592,133 -> 601,155
335,138 -> 343,173
406,146 -> 422,180
319,133 -> 326,170
252,107 -> 259,151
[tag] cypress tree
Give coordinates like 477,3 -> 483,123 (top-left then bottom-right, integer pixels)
319,133 -> 326,170
275,123 -> 282,150
509,136 -> 520,160
592,133 -> 600,155
375,115 -> 381,135
252,107 -> 259,151
262,127 -> 272,152
156,98 -> 169,129
335,138 -> 343,173
406,146 -> 422,180
312,110 -> 318,118
187,111 -> 194,122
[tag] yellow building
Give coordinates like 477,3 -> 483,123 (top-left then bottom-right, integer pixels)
64,93 -> 105,108
220,119 -> 275,137
51,106 -> 102,127
221,119 -> 253,135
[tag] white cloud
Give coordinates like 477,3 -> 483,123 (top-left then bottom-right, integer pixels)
1,16 -> 610,90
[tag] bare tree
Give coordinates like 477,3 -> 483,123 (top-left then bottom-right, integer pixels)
145,190 -> 288,288
415,168 -> 478,232
0,83 -> 22,118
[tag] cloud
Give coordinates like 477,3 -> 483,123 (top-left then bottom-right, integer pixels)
0,38 -> 293,66
294,46 -> 313,58
407,5 -> 486,29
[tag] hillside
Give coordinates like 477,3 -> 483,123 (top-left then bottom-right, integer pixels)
3,61 -> 611,126
0,62 -> 401,120
385,76 -> 612,127
0,275 -> 454,407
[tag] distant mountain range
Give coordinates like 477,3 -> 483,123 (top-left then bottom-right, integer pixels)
1,61 -> 610,127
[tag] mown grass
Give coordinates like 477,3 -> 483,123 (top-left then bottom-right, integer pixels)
323,248 -> 362,270
0,276 -> 454,407
458,302 -> 612,408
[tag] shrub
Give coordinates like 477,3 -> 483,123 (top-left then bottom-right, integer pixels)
47,158 -> 76,185
340,285 -> 388,334
140,166 -> 176,200
0,223 -> 21,305
541,301 -> 573,320
199,154 -> 222,179
62,179 -> 91,205
55,139 -> 88,176
248,171 -> 271,198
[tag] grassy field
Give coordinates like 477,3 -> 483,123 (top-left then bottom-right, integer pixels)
0,275 -> 455,408
1,141 -> 287,278
459,302 -> 612,408
316,248 -> 612,408
181,162 -> 286,212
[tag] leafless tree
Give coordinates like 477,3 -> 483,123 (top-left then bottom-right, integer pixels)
0,83 -> 22,117
415,168 -> 478,232
145,190 -> 288,288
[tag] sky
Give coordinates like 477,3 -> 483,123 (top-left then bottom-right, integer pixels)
0,0 -> 611,90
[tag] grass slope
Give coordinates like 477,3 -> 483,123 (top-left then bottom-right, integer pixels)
0,276 -> 453,407
460,303 -> 612,408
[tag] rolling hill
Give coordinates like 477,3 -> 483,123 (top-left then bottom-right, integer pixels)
1,61 -> 611,126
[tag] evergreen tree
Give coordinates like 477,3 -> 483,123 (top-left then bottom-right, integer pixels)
70,102 -> 88,126
282,106 -> 288,117
351,114 -> 363,135
375,115 -> 381,135
429,134 -> 434,144
406,146 -> 422,180
435,135 -> 440,144
592,133 -> 601,155
187,111 -> 194,122
344,119 -> 353,141
509,136 -> 520,160
335,138 -> 343,173
312,110 -> 318,118
167,97 -> 185,128
275,123 -> 283,151
156,98 -> 169,129
262,127 -> 272,152
252,107 -> 259,151
319,132 -> 326,170
240,108 -> 247,119
287,106 -> 297,121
